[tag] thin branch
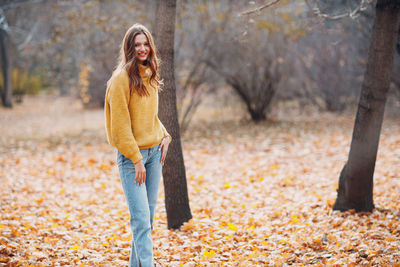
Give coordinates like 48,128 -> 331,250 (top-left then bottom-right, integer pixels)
0,0 -> 51,32
0,0 -> 50,10
240,0 -> 374,20
239,0 -> 281,16
17,22 -> 39,51
305,0 -> 375,20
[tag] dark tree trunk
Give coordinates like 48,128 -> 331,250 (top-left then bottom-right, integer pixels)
0,28 -> 13,108
154,0 -> 192,229
333,0 -> 400,212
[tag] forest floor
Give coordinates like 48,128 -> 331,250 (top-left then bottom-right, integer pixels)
0,94 -> 399,266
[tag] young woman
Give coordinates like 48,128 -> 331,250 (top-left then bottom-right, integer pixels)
105,23 -> 171,267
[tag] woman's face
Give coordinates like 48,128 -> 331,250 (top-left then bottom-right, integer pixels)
134,33 -> 151,64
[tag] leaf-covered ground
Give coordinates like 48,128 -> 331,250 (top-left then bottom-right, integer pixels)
1,95 -> 399,266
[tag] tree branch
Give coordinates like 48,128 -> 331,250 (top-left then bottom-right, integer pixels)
240,0 -> 374,19
305,0 -> 375,20
0,0 -> 50,10
0,9 -> 9,32
239,0 -> 281,16
16,22 -> 39,51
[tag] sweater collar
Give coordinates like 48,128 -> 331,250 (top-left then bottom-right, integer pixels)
138,63 -> 151,79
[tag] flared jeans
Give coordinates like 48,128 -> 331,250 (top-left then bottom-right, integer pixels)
117,144 -> 162,267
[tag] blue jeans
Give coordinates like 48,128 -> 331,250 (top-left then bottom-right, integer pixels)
117,144 -> 162,267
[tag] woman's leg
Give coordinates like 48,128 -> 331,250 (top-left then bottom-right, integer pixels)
117,151 -> 154,267
144,145 -> 162,229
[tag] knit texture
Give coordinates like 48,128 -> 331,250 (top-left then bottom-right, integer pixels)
105,64 -> 170,164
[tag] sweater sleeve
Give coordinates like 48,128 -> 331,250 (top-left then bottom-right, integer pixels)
160,120 -> 172,142
107,73 -> 142,164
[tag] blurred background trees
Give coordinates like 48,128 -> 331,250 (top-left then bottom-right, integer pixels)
1,0 -> 399,126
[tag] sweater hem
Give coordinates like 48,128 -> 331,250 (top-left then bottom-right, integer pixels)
138,140 -> 162,150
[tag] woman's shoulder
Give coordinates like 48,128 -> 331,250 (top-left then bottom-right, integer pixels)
110,68 -> 129,84
108,69 -> 129,91
106,68 -> 130,98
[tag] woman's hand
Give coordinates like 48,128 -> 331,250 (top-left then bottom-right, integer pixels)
159,136 -> 171,165
134,160 -> 146,185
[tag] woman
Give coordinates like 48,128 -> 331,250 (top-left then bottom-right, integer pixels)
105,23 -> 171,267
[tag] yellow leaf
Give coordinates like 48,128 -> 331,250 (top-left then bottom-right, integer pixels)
203,250 -> 215,259
246,225 -> 255,231
224,182 -> 232,188
284,176 -> 294,186
290,215 -> 299,223
100,163 -> 110,170
313,237 -> 322,245
69,245 -> 80,250
227,223 -> 238,231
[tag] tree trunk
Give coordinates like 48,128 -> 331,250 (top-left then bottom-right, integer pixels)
0,28 -> 13,108
333,0 -> 400,212
154,0 -> 192,229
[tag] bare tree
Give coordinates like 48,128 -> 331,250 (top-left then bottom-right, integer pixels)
155,0 -> 192,229
297,20 -> 369,111
174,2 -> 224,132
242,0 -> 400,211
0,9 -> 13,107
206,22 -> 286,121
0,0 -> 50,107
334,0 -> 400,211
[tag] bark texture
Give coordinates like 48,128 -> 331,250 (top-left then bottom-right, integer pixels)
154,0 -> 192,229
0,28 -> 13,108
334,0 -> 400,212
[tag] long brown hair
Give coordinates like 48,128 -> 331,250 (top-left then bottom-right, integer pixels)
108,24 -> 161,96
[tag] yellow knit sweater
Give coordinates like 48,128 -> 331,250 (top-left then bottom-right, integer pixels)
105,64 -> 170,164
